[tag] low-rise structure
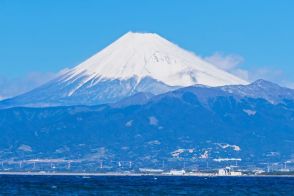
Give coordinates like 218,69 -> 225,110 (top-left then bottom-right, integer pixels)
218,168 -> 242,176
168,169 -> 186,175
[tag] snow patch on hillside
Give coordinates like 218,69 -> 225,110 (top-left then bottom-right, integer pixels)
199,150 -> 209,159
18,144 -> 33,152
216,143 -> 241,151
171,148 -> 194,157
149,116 -> 158,126
243,109 -> 256,116
125,120 -> 133,127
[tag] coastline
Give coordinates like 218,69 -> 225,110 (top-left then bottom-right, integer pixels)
0,171 -> 293,177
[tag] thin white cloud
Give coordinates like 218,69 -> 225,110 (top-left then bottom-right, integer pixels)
249,67 -> 283,82
0,72 -> 57,99
204,52 -> 249,81
204,52 -> 244,71
204,52 -> 294,89
284,82 -> 294,89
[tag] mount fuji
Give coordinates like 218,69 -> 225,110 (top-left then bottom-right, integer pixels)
1,32 -> 247,107
2,32 -> 294,170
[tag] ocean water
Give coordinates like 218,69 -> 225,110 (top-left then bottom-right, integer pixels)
0,175 -> 293,195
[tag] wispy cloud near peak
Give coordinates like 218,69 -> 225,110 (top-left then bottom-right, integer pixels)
0,72 -> 57,99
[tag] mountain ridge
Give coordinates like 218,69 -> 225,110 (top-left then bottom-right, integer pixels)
112,79 -> 294,108
0,82 -> 293,169
0,32 -> 248,108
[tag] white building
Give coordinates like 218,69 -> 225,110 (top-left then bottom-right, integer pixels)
139,168 -> 164,174
218,168 -> 228,176
230,171 -> 242,176
168,169 -> 186,175
218,168 -> 242,176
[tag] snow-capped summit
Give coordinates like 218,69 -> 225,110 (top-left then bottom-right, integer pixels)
63,32 -> 247,88
0,32 -> 249,107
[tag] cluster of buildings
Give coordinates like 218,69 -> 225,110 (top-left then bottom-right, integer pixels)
1,158 -> 293,176
139,167 -> 243,176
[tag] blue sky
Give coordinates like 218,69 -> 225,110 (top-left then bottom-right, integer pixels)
0,0 -> 294,98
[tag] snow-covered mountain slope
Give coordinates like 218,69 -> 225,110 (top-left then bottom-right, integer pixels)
65,32 -> 247,88
0,32 -> 248,107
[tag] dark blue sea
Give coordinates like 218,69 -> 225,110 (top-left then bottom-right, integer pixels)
0,175 -> 293,195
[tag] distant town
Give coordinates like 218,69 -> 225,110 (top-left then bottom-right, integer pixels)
0,159 -> 293,177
